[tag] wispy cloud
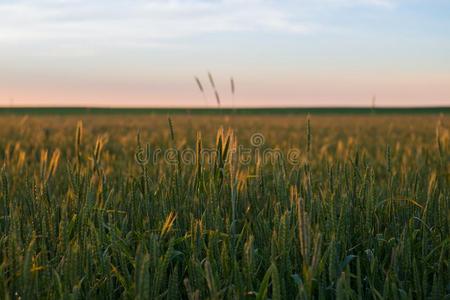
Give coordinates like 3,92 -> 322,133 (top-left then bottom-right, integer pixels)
0,0 -> 314,48
322,0 -> 396,7
0,0 -> 401,53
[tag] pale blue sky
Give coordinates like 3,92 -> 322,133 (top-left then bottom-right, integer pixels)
0,0 -> 449,107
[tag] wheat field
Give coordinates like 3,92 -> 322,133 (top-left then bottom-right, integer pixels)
0,113 -> 448,299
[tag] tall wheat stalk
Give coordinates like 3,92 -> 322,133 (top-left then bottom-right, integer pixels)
207,72 -> 221,108
194,76 -> 208,107
230,77 -> 235,109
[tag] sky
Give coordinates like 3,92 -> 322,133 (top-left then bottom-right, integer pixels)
0,0 -> 449,108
